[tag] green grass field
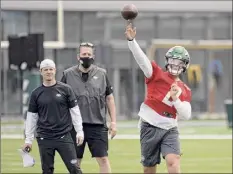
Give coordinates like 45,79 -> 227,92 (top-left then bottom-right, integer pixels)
1,139 -> 232,173
2,120 -> 232,135
1,119 -> 232,173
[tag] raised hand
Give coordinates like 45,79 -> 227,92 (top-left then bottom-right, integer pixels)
125,22 -> 136,41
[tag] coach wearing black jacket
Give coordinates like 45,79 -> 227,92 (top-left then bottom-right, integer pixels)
23,59 -> 84,174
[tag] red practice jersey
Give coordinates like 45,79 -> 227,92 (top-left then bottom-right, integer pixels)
144,61 -> 192,119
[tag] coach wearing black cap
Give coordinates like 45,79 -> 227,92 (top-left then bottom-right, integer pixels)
61,42 -> 117,173
23,59 -> 84,174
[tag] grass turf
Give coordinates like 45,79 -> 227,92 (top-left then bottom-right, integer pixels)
119,126 -> 232,135
1,139 -> 232,173
2,120 -> 232,135
2,126 -> 232,135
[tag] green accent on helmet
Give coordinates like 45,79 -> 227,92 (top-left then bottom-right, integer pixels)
165,46 -> 190,64
165,46 -> 190,73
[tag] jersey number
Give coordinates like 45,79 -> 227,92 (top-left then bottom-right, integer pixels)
162,88 -> 182,107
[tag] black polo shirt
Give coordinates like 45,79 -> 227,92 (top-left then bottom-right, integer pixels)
28,81 -> 78,139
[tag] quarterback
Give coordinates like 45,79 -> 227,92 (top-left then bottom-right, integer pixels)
125,23 -> 192,174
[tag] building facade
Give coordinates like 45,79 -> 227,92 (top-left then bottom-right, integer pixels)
1,1 -> 232,117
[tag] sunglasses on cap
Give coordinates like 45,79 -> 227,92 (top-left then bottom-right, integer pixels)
79,42 -> 94,48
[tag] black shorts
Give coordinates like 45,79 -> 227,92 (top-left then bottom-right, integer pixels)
140,121 -> 180,167
70,123 -> 109,158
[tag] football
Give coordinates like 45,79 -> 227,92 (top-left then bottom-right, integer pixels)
121,4 -> 138,20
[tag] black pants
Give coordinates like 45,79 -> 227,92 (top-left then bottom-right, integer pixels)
37,132 -> 82,174
70,124 -> 108,159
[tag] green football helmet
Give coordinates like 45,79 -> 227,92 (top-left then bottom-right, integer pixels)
165,46 -> 190,76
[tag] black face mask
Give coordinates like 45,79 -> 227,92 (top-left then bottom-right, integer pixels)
80,57 -> 94,69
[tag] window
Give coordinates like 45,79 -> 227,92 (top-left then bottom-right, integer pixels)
158,17 -> 180,39
1,10 -> 29,40
111,16 -> 155,40
82,12 -> 105,42
29,11 -> 57,41
209,15 -> 231,39
55,48 -> 77,80
112,49 -> 131,68
181,17 -> 205,39
64,12 -> 81,42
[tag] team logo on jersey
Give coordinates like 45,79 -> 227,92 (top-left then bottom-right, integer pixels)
70,159 -> 78,164
56,93 -> 61,97
93,76 -> 98,79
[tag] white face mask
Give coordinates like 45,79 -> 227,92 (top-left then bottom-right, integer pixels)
167,58 -> 185,76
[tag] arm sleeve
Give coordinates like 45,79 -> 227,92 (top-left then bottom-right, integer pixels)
67,85 -> 83,137
105,75 -> 113,96
70,105 -> 83,137
128,39 -> 153,78
173,100 -> 192,120
67,86 -> 78,108
25,112 -> 38,144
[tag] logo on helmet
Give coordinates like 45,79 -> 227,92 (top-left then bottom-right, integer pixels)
165,46 -> 190,76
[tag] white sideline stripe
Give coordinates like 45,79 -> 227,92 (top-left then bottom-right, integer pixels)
185,157 -> 232,162
179,135 -> 232,139
113,134 -> 232,140
1,134 -> 232,139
